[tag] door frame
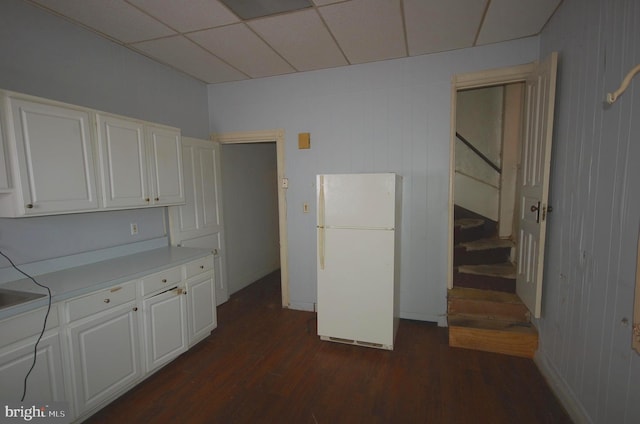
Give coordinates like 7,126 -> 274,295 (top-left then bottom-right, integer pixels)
448,63 -> 534,290
212,129 -> 289,308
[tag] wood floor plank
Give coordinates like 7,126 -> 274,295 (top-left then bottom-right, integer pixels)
85,270 -> 571,424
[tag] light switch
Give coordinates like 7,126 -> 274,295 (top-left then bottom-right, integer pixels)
298,133 -> 310,149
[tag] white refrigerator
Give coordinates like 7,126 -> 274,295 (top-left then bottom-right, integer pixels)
316,173 -> 401,350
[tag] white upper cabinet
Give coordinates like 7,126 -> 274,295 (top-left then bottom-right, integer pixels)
3,96 -> 99,216
0,89 -> 184,216
97,115 -> 184,210
97,114 -> 149,208
146,125 -> 184,206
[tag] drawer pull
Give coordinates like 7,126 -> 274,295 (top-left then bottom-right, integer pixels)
110,287 -> 122,293
200,265 -> 205,269
133,307 -> 138,312
104,298 -> 110,304
162,279 -> 167,283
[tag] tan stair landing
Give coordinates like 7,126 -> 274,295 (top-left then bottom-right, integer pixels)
447,287 -> 538,358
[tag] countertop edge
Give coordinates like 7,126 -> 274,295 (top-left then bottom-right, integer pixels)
0,246 -> 213,321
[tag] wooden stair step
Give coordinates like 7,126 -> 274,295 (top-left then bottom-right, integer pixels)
454,239 -> 512,266
453,265 -> 516,293
458,263 -> 516,278
448,316 -> 538,358
459,238 -> 514,251
448,288 -> 530,322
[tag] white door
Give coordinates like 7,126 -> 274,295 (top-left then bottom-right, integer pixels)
146,125 -> 184,206
68,304 -> 141,415
317,227 -> 395,347
10,98 -> 98,214
143,288 -> 187,373
186,274 -> 217,346
516,52 -> 558,318
318,173 -> 397,229
169,137 -> 229,306
96,114 -> 149,208
0,332 -> 66,402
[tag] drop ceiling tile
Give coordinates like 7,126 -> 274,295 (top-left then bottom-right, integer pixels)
188,24 -> 295,78
127,0 -> 240,32
132,36 -> 247,83
318,0 -> 405,65
248,9 -> 347,72
220,0 -> 312,20
311,0 -> 342,5
31,0 -> 175,42
476,0 -> 561,45
404,0 -> 488,56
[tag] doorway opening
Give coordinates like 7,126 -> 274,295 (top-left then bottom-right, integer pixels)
452,82 -> 525,294
447,55 -> 558,357
214,129 -> 289,308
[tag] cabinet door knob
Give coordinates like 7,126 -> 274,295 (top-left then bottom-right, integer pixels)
162,278 -> 167,283
104,298 -> 110,303
25,204 -> 34,209
200,265 -> 204,269
155,197 -> 160,202
145,198 -> 150,202
133,307 -> 138,311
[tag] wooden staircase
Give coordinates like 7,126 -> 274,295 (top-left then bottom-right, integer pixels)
448,206 -> 538,358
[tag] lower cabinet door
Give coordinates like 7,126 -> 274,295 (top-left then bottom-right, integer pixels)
186,274 -> 217,346
0,331 -> 66,403
143,287 -> 187,373
67,303 -> 141,416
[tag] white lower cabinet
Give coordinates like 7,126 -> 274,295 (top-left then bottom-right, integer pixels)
142,286 -> 188,373
66,285 -> 142,418
67,304 -> 141,417
0,253 -> 215,421
0,331 -> 66,403
186,273 -> 217,346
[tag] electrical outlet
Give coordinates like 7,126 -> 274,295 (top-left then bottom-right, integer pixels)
130,223 -> 138,235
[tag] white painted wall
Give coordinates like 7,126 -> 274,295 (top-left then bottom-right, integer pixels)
536,0 -> 640,422
208,37 -> 539,322
455,86 -> 504,221
221,143 -> 280,294
456,86 -> 503,186
0,0 -> 209,265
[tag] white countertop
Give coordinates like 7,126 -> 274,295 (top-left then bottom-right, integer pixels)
0,246 -> 212,320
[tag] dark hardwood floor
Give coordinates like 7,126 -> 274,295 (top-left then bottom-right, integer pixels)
86,270 -> 571,424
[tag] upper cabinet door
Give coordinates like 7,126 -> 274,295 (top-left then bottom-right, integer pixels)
146,125 -> 184,206
10,98 -> 98,215
96,114 -> 150,208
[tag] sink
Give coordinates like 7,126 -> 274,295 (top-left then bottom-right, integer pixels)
0,288 -> 46,310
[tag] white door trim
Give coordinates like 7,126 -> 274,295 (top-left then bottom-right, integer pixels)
212,129 -> 289,308
448,62 -> 535,290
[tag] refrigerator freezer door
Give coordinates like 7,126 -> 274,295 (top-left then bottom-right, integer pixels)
318,173 -> 396,229
317,227 -> 395,347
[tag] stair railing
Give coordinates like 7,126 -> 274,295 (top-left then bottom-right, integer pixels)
456,132 -> 501,174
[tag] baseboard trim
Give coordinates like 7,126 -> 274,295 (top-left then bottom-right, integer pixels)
534,350 -> 592,424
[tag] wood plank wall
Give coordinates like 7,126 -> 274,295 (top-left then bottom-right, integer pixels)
537,0 -> 640,422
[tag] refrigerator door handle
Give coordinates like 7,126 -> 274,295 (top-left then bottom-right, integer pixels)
319,226 -> 325,270
318,175 -> 325,270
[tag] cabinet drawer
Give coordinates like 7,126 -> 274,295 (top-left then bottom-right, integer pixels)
0,305 -> 59,348
67,282 -> 136,322
184,256 -> 214,280
140,266 -> 182,297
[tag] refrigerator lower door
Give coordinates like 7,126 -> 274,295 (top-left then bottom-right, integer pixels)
317,227 -> 395,349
